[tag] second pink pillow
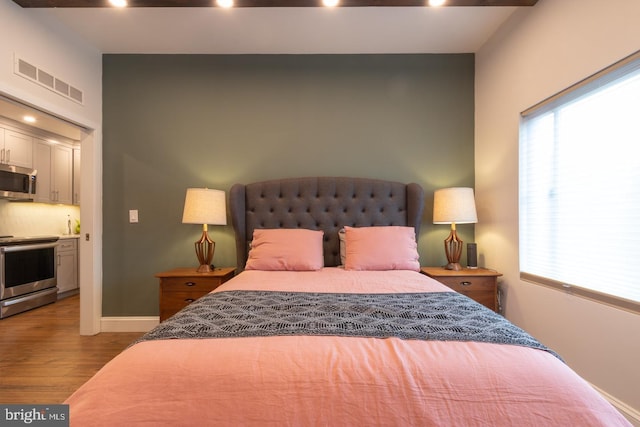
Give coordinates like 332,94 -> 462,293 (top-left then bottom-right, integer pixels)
343,226 -> 420,271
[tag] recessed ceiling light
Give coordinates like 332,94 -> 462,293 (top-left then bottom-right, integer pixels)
109,0 -> 127,7
323,0 -> 340,6
23,115 -> 36,123
216,0 -> 234,7
428,0 -> 446,6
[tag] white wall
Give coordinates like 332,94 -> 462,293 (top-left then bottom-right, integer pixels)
475,0 -> 640,420
0,1 -> 103,334
0,2 -> 101,126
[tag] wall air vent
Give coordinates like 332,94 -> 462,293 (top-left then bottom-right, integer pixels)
38,69 -> 55,89
69,86 -> 83,103
55,78 -> 69,96
14,55 -> 84,106
18,59 -> 37,80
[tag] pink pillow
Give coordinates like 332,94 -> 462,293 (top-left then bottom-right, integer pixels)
245,229 -> 324,271
343,226 -> 420,271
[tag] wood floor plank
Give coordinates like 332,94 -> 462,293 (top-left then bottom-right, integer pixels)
0,294 -> 142,404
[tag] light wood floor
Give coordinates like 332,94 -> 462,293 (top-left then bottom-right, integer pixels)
0,294 -> 142,404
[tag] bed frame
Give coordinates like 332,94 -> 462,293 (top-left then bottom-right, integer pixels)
66,179 -> 630,426
229,176 -> 425,269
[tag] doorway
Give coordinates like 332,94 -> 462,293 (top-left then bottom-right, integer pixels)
0,94 -> 100,335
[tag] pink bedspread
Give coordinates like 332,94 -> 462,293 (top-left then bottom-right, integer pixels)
66,269 -> 630,426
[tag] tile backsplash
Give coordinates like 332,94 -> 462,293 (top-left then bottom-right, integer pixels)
0,199 -> 80,237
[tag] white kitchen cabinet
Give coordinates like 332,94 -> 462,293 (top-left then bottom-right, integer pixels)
57,238 -> 78,295
1,128 -> 33,168
73,147 -> 80,205
52,144 -> 73,204
33,138 -> 73,204
33,139 -> 51,203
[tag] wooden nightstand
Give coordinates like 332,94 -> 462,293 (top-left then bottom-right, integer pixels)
420,267 -> 502,312
155,267 -> 235,321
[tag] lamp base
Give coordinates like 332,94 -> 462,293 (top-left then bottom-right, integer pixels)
196,263 -> 212,273
194,228 -> 216,273
443,226 -> 464,271
444,262 -> 463,271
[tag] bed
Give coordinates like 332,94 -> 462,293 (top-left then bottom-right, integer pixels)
66,177 -> 630,426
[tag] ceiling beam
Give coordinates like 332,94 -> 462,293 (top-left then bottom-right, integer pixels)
13,0 -> 539,8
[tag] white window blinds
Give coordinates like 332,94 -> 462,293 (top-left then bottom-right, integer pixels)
519,51 -> 640,313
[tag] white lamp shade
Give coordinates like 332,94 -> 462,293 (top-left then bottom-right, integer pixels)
433,187 -> 478,224
182,188 -> 227,226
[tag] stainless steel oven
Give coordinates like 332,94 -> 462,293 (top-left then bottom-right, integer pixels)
0,236 -> 59,318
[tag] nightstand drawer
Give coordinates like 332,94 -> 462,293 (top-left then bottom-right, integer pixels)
434,276 -> 496,309
435,275 -> 494,292
156,267 -> 235,321
420,267 -> 501,312
160,291 -> 211,320
160,277 -> 222,294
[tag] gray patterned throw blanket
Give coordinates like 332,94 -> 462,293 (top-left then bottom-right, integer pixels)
137,290 -> 560,360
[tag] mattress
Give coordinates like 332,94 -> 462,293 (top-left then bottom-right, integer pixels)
65,268 -> 629,426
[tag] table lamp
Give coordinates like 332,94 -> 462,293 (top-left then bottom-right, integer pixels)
182,188 -> 227,273
433,187 -> 477,271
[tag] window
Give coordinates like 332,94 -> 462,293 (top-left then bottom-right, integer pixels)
519,51 -> 640,313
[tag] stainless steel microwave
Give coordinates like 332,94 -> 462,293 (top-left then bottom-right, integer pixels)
0,164 -> 36,201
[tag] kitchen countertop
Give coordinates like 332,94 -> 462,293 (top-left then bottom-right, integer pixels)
58,234 -> 81,240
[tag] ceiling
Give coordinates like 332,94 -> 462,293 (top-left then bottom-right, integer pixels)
0,97 -> 83,141
13,0 -> 538,6
14,1 -> 537,55
6,0 -> 537,137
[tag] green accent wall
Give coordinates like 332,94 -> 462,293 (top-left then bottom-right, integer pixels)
102,54 -> 475,316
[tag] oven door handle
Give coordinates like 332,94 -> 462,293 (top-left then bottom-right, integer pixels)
0,242 -> 59,253
1,288 -> 58,307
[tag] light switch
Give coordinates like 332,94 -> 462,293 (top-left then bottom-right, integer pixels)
129,209 -> 139,223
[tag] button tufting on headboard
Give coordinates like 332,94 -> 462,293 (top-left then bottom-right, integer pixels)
230,177 -> 425,270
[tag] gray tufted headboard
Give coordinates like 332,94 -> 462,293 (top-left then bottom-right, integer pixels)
230,177 -> 425,269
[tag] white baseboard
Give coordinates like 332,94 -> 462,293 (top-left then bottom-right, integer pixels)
100,316 -> 159,332
591,383 -> 640,426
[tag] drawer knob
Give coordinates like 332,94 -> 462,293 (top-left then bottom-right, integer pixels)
460,281 -> 472,286
184,298 -> 195,303
184,281 -> 196,287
